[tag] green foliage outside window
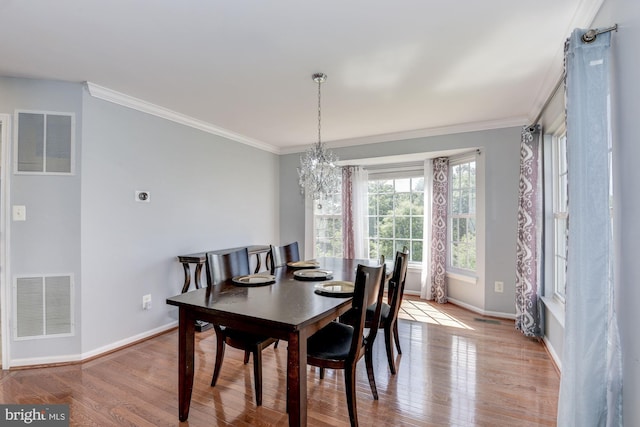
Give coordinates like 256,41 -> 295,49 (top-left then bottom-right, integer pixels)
368,177 -> 424,263
450,161 -> 476,271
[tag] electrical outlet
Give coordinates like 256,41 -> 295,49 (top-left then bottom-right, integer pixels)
494,281 -> 504,293
142,294 -> 152,310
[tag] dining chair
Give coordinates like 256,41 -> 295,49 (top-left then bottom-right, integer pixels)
341,249 -> 409,375
269,241 -> 300,271
306,263 -> 386,427
206,247 -> 278,406
379,249 -> 409,374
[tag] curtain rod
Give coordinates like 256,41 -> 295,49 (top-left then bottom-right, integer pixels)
582,24 -> 618,43
528,73 -> 565,131
527,24 -> 618,130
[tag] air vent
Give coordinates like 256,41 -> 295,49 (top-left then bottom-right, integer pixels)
14,275 -> 74,339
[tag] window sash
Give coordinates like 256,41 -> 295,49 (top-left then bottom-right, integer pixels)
448,158 -> 477,272
552,132 -> 568,301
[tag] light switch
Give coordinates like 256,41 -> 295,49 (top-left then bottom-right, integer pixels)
13,205 -> 26,221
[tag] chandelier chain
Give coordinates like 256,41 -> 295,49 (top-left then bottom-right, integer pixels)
317,77 -> 322,145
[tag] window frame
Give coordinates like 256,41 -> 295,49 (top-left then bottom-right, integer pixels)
447,155 -> 477,274
312,188 -> 344,259
366,172 -> 425,265
551,130 -> 568,303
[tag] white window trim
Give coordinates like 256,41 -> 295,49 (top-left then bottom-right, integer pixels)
447,153 -> 478,276
551,128 -> 567,304
366,173 -> 425,264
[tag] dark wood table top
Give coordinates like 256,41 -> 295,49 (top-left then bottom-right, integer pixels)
167,257 -> 369,336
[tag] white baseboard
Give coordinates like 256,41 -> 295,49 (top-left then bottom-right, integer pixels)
447,297 -> 515,320
543,335 -> 562,372
9,321 -> 178,368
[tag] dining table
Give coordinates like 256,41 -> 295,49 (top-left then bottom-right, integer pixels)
165,256 -> 376,427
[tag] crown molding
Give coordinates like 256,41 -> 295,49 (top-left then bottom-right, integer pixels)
85,82 -> 279,154
279,116 -> 527,155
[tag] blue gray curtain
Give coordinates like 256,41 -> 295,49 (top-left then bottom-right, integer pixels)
557,28 -> 622,426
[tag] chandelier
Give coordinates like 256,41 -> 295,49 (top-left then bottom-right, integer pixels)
297,73 -> 340,209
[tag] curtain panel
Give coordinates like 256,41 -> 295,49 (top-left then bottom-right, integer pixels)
342,167 -> 355,259
557,28 -> 622,426
341,166 -> 369,259
420,160 -> 434,299
429,157 -> 449,303
515,125 -> 543,338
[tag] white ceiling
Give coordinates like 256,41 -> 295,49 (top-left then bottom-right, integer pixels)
0,0 -> 602,153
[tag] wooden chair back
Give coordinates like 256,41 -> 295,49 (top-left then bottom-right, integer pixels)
348,264 -> 385,360
207,247 -> 250,286
387,250 -> 409,321
270,241 -> 300,270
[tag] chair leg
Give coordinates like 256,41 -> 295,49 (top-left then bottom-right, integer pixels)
393,320 -> 402,354
319,367 -> 325,379
344,365 -> 359,427
274,340 -> 279,349
384,324 -> 397,375
244,350 -> 251,364
252,349 -> 263,406
211,336 -> 226,386
365,342 -> 379,400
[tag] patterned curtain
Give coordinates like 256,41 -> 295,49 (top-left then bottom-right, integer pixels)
420,159 -> 433,299
342,166 -> 369,259
342,166 -> 355,259
515,125 -> 543,338
430,157 -> 449,303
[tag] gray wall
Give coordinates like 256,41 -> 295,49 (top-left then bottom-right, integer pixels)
80,90 -> 280,353
280,127 -> 521,315
0,77 -> 280,363
1,77 -> 83,360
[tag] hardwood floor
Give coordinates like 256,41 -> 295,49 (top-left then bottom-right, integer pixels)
0,298 -> 559,426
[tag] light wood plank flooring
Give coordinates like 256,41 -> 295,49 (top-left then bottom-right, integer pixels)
0,298 -> 559,426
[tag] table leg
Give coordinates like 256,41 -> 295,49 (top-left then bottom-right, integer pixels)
178,308 -> 196,421
287,331 -> 307,427
181,263 -> 192,293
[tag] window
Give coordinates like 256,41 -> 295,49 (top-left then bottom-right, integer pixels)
313,184 -> 343,258
552,132 -> 568,302
15,111 -> 75,174
449,158 -> 476,271
367,176 -> 424,263
312,170 -> 425,263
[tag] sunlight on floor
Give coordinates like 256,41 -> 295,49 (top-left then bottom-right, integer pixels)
397,298 -> 474,330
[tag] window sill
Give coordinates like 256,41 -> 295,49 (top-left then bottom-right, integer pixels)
541,295 -> 565,328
